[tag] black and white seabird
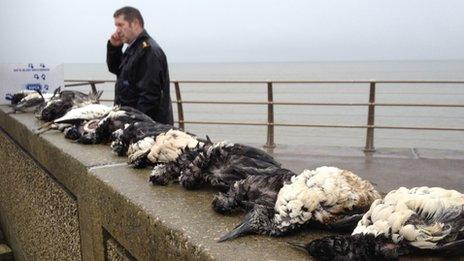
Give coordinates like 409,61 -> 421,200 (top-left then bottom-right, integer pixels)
35,103 -> 111,135
291,186 -> 464,260
110,121 -> 175,156
218,166 -> 380,242
212,167 -> 295,215
85,106 -> 155,144
150,141 -> 282,191
9,91 -> 52,114
37,87 -> 102,122
127,129 -> 201,168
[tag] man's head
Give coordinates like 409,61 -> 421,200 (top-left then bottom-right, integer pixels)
113,6 -> 144,44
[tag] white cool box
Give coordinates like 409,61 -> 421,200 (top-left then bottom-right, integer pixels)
0,63 -> 64,105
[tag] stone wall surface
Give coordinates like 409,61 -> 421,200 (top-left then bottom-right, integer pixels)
0,131 -> 81,260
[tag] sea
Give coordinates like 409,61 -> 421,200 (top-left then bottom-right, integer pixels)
64,61 -> 464,151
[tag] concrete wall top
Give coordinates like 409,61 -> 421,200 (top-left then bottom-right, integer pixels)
0,106 -> 316,260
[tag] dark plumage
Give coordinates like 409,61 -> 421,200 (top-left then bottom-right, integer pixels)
150,141 -> 281,191
38,88 -> 102,122
110,121 -> 175,156
63,125 -> 81,140
212,168 -> 295,215
289,234 -> 406,261
150,141 -> 297,239
9,91 -> 47,114
293,186 -> 464,260
39,99 -> 74,122
217,167 -> 380,242
182,142 -> 281,191
84,106 -> 155,144
149,145 -> 204,185
9,92 -> 29,105
290,233 -> 464,260
63,119 -> 100,143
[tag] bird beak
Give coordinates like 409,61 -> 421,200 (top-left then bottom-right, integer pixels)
37,121 -> 53,130
34,124 -> 53,135
217,218 -> 255,242
287,241 -> 309,253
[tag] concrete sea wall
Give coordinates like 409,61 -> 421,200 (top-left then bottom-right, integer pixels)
0,106 -> 314,260
1,105 -> 463,260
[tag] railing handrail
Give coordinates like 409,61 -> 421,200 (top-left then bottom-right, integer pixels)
64,79 -> 464,84
64,79 -> 464,152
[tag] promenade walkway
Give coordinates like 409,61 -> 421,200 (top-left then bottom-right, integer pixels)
271,145 -> 464,193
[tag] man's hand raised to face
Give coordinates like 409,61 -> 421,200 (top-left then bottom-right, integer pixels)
110,32 -> 123,47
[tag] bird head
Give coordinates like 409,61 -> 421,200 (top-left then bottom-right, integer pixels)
39,99 -> 73,122
63,125 -> 80,140
95,117 -> 112,143
217,205 -> 276,242
9,92 -> 28,106
288,234 -> 403,261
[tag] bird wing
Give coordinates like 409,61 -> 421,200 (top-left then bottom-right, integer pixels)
235,144 -> 281,167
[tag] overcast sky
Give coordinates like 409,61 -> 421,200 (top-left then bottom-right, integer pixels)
1,0 -> 463,63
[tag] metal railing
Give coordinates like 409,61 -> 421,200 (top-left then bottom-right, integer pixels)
64,79 -> 464,152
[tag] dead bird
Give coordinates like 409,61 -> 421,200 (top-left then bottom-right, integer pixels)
149,145 -> 205,185
125,137 -> 157,168
81,106 -> 155,144
127,129 -> 202,168
292,186 -> 464,260
288,233 -> 406,261
37,87 -> 103,122
8,91 -> 31,105
150,141 -> 281,191
63,119 -> 100,142
218,166 -> 380,242
147,129 -> 201,163
8,90 -> 52,114
212,167 -> 296,215
35,103 -> 111,135
110,121 -> 176,156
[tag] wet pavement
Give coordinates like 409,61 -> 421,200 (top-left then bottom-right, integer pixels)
268,144 -> 464,193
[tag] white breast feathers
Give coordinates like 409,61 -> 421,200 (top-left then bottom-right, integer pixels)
147,129 -> 199,163
352,186 -> 464,249
274,166 -> 380,231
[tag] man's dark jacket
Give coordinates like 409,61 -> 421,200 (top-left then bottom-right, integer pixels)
106,30 -> 174,125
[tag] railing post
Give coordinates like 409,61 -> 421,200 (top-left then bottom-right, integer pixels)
364,81 -> 376,152
174,81 -> 185,130
264,82 -> 276,150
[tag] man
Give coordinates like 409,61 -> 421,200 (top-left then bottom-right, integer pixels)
107,6 -> 174,125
